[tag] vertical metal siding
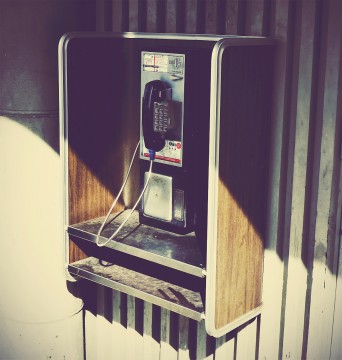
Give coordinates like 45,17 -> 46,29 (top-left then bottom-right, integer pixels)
85,0 -> 342,358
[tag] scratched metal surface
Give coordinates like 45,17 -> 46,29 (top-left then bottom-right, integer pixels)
69,210 -> 205,271
70,256 -> 204,320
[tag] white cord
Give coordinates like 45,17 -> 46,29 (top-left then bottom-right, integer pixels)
96,142 -> 153,247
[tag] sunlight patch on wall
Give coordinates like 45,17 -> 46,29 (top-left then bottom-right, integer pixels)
0,116 -> 81,323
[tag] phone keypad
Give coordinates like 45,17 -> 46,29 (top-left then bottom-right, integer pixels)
153,102 -> 170,134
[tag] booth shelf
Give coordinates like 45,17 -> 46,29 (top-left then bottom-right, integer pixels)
68,210 -> 206,277
69,256 -> 204,321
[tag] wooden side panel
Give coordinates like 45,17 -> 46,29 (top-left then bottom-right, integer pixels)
215,183 -> 263,327
65,38 -> 140,262
68,149 -> 121,225
68,147 -> 125,262
215,45 -> 274,329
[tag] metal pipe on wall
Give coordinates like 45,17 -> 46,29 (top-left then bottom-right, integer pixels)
0,1 -> 95,358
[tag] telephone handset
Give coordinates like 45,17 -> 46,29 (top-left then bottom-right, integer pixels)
142,80 -> 172,152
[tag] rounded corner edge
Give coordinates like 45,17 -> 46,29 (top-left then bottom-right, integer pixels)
58,33 -> 74,55
205,316 -> 219,338
65,266 -> 79,283
205,305 -> 264,338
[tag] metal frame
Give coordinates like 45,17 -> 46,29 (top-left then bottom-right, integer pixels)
58,32 -> 221,275
68,257 -> 205,321
59,32 -> 274,336
68,211 -> 205,277
205,37 -> 275,337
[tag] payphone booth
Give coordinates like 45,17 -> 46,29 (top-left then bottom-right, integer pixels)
59,33 -> 274,337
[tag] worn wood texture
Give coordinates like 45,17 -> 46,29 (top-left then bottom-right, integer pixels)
65,37 -> 140,262
215,45 -> 273,328
68,147 -> 123,262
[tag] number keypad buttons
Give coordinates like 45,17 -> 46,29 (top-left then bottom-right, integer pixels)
153,102 -> 170,134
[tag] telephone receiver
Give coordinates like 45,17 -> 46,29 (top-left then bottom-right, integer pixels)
142,80 -> 172,152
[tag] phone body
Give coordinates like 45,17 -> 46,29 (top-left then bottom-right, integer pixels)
139,49 -> 210,235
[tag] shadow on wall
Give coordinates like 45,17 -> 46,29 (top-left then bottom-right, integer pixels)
1,114 -> 60,153
0,0 -> 97,152
81,281 -> 259,359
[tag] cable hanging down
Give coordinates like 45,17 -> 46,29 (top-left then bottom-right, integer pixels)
96,141 -> 154,248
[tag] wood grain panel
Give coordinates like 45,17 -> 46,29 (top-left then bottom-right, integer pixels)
68,147 -> 125,262
65,38 -> 140,262
216,183 -> 263,327
215,45 -> 274,329
68,149 -> 122,225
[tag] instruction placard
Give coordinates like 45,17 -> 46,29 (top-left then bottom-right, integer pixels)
142,139 -> 182,165
142,52 -> 184,76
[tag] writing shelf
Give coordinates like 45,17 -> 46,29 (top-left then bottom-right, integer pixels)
69,256 -> 204,321
68,210 -> 205,277
68,211 -> 206,320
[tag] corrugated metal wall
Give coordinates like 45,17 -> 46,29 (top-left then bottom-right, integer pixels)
82,0 -> 342,358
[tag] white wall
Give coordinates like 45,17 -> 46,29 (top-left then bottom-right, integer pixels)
0,116 -> 84,359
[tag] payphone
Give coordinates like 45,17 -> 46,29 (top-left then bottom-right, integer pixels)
63,33 -> 274,337
96,47 -> 210,246
139,51 -> 195,234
